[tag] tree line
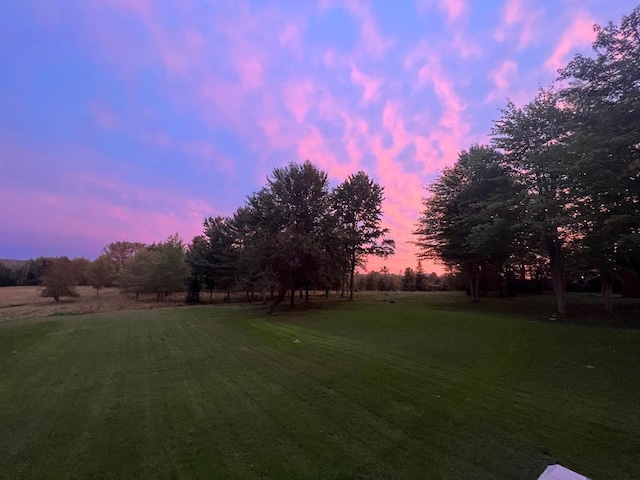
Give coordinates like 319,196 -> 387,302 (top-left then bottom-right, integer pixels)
1,162 -> 398,312
185,162 -> 394,313
414,7 -> 640,314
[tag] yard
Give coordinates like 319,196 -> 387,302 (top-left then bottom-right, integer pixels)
1,292 -> 638,478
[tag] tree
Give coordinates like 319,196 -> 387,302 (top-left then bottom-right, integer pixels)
558,6 -> 640,312
85,255 -> 116,294
116,249 -> 153,301
492,93 -> 572,313
145,234 -> 188,299
102,241 -> 145,273
185,235 -> 214,303
333,171 -> 395,300
0,263 -> 16,287
41,257 -> 79,302
245,161 -> 338,313
415,145 -> 518,302
71,258 -> 91,286
415,260 -> 426,291
402,267 -> 416,291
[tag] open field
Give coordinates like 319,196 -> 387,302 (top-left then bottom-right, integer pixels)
1,294 -> 639,479
0,286 -> 186,322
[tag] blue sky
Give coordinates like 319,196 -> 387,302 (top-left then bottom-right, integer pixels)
0,0 -> 636,273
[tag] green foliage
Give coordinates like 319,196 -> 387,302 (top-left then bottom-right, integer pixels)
415,7 -> 640,311
557,6 -> 640,310
41,257 -> 79,302
415,145 -> 518,301
402,267 -> 416,291
71,258 -> 91,286
244,161 -> 341,310
116,235 -> 187,300
333,171 -> 395,299
0,263 -> 17,287
116,249 -> 153,300
85,255 -> 116,293
102,241 -> 145,273
18,257 -> 52,286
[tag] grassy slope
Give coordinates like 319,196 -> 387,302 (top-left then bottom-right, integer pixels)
1,295 -> 638,479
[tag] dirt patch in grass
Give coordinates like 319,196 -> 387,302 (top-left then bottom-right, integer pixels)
0,286 -> 185,321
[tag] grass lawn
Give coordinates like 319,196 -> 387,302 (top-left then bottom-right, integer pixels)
1,293 -> 639,479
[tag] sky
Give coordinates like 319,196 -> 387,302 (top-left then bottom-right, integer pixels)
0,0 -> 636,274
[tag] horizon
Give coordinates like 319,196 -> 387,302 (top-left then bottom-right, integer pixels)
1,1 -> 634,274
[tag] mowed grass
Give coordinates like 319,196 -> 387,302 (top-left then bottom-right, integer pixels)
1,294 -> 639,479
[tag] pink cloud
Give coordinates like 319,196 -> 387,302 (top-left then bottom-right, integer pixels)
545,11 -> 596,73
350,64 -> 383,103
279,22 -> 303,57
404,48 -> 471,168
451,31 -> 482,59
323,49 -> 337,67
0,178 -> 212,256
495,0 -> 544,50
283,80 -> 315,123
341,0 -> 392,57
415,0 -> 467,25
486,59 -> 518,102
440,0 -> 465,23
259,118 -> 291,151
234,58 -> 264,89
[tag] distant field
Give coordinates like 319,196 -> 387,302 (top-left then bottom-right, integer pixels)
0,286 -> 185,321
1,294 -> 638,479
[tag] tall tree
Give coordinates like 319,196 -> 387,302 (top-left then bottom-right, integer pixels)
492,93 -> 572,313
102,241 -> 145,273
402,267 -> 416,291
333,171 -> 395,300
116,249 -> 153,301
558,6 -> 640,312
85,255 -> 115,294
245,161 -> 336,313
117,235 -> 187,300
146,234 -> 188,299
415,145 -> 518,302
0,263 -> 17,287
41,257 -> 79,302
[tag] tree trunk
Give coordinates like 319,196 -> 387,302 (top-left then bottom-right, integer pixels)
305,285 -> 309,303
349,255 -> 356,301
209,289 -> 213,303
601,273 -> 614,314
290,280 -> 295,307
468,264 -> 480,303
546,233 -> 566,315
268,284 -> 287,314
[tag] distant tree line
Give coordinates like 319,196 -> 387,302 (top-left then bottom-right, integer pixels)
1,162 -> 399,312
414,7 -> 640,314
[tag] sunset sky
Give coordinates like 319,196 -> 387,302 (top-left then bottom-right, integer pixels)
0,0 -> 635,273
